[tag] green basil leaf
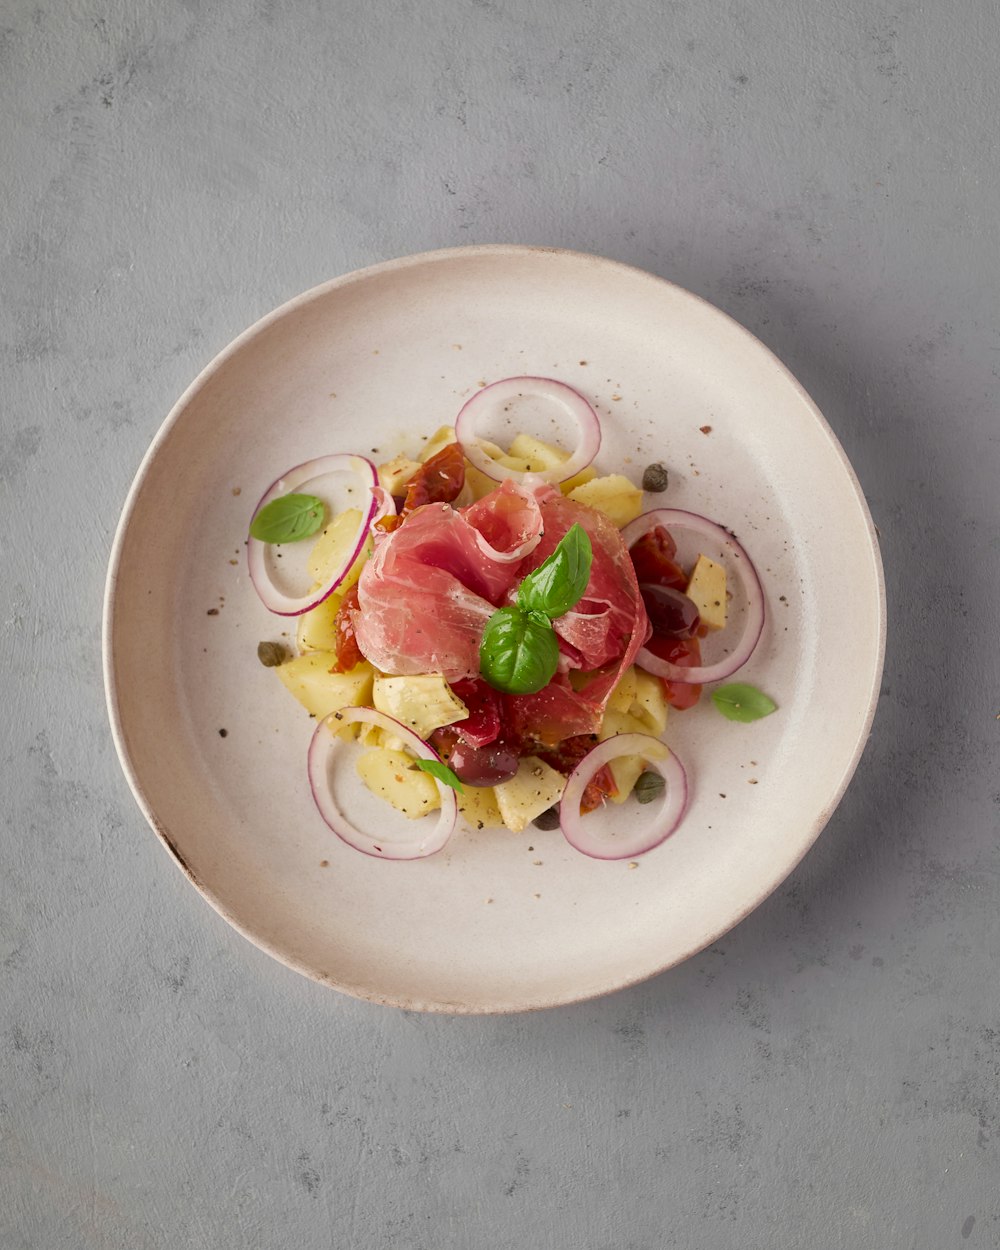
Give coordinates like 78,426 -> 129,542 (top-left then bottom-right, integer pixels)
479,606 -> 560,694
413,758 -> 464,793
711,683 -> 777,723
250,493 -> 326,544
517,523 -> 593,619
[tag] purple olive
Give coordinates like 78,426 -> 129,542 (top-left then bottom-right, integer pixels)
639,582 -> 701,639
448,739 -> 520,787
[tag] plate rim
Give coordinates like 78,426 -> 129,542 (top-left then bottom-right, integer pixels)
102,243 -> 887,1013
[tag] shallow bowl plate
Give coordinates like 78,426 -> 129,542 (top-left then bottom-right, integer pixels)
104,246 -> 885,1013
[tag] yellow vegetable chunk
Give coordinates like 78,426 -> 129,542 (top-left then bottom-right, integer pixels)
496,455 -> 534,473
356,722 -> 384,748
459,437 -> 517,499
463,432 -> 570,485
457,786 -> 506,829
372,674 -> 468,739
599,676 -> 669,800
470,438 -> 534,476
608,754 -> 646,805
686,554 -> 728,632
275,655 -> 374,721
493,756 -> 566,833
559,465 -> 598,495
295,590 -> 343,653
461,429 -> 592,494
355,748 -> 441,819
463,461 -> 499,501
630,670 -> 668,736
598,706 -> 655,804
419,425 -> 458,463
599,708 -> 648,740
357,723 -> 407,751
377,454 -> 422,495
307,508 -> 371,592
607,665 -> 638,714
566,474 -> 644,527
507,432 -> 569,473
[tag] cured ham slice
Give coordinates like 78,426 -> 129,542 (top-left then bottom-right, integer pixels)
353,481 -> 543,680
503,487 -> 650,742
353,478 -> 649,737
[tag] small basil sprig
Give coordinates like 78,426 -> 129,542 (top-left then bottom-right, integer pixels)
711,683 -> 777,723
479,607 -> 561,695
517,524 -> 593,617
479,524 -> 593,696
250,492 -> 326,544
413,758 -> 464,793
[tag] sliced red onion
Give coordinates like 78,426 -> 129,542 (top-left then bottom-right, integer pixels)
455,376 -> 601,485
248,454 -> 379,616
369,484 -> 397,530
622,508 -> 766,684
560,734 -> 688,860
307,707 -> 457,860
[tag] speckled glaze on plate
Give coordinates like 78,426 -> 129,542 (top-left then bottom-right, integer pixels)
103,246 -> 886,1013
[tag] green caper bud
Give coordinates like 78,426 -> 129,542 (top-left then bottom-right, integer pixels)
257,640 -> 287,668
634,770 -> 665,804
642,462 -> 669,493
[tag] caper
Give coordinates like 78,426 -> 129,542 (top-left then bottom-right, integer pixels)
642,462 -> 669,493
533,807 -> 561,830
257,640 -> 287,668
634,770 -> 665,804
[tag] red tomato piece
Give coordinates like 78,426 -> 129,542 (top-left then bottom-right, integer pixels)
629,525 -> 688,592
535,735 -> 618,813
449,678 -> 502,747
645,634 -> 703,710
580,764 -> 619,814
402,443 -> 466,513
535,733 -> 600,773
332,584 -> 364,672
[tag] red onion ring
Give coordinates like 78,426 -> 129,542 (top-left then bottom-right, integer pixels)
622,508 -> 766,684
559,734 -> 688,860
455,376 -> 601,485
248,454 -> 379,616
307,707 -> 457,860
370,484 -> 397,529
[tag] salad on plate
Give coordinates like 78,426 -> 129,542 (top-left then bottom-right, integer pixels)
247,377 -> 772,861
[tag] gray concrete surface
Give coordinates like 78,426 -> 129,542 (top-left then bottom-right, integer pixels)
3,1 -> 998,1246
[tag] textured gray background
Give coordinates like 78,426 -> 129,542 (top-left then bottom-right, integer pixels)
2,0 -> 998,1246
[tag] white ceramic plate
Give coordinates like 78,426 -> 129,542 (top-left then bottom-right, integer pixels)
103,246 -> 885,1013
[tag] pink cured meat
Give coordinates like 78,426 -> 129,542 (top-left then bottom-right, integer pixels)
503,486 -> 651,742
353,478 -> 649,738
353,481 -> 544,680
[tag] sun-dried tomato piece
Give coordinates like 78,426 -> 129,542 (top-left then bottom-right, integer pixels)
402,443 -> 466,512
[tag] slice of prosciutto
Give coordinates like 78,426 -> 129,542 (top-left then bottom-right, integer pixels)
503,486 -> 650,742
353,480 -> 544,680
352,478 -> 649,739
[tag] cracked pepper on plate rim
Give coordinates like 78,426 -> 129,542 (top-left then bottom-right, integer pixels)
103,245 -> 886,1013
